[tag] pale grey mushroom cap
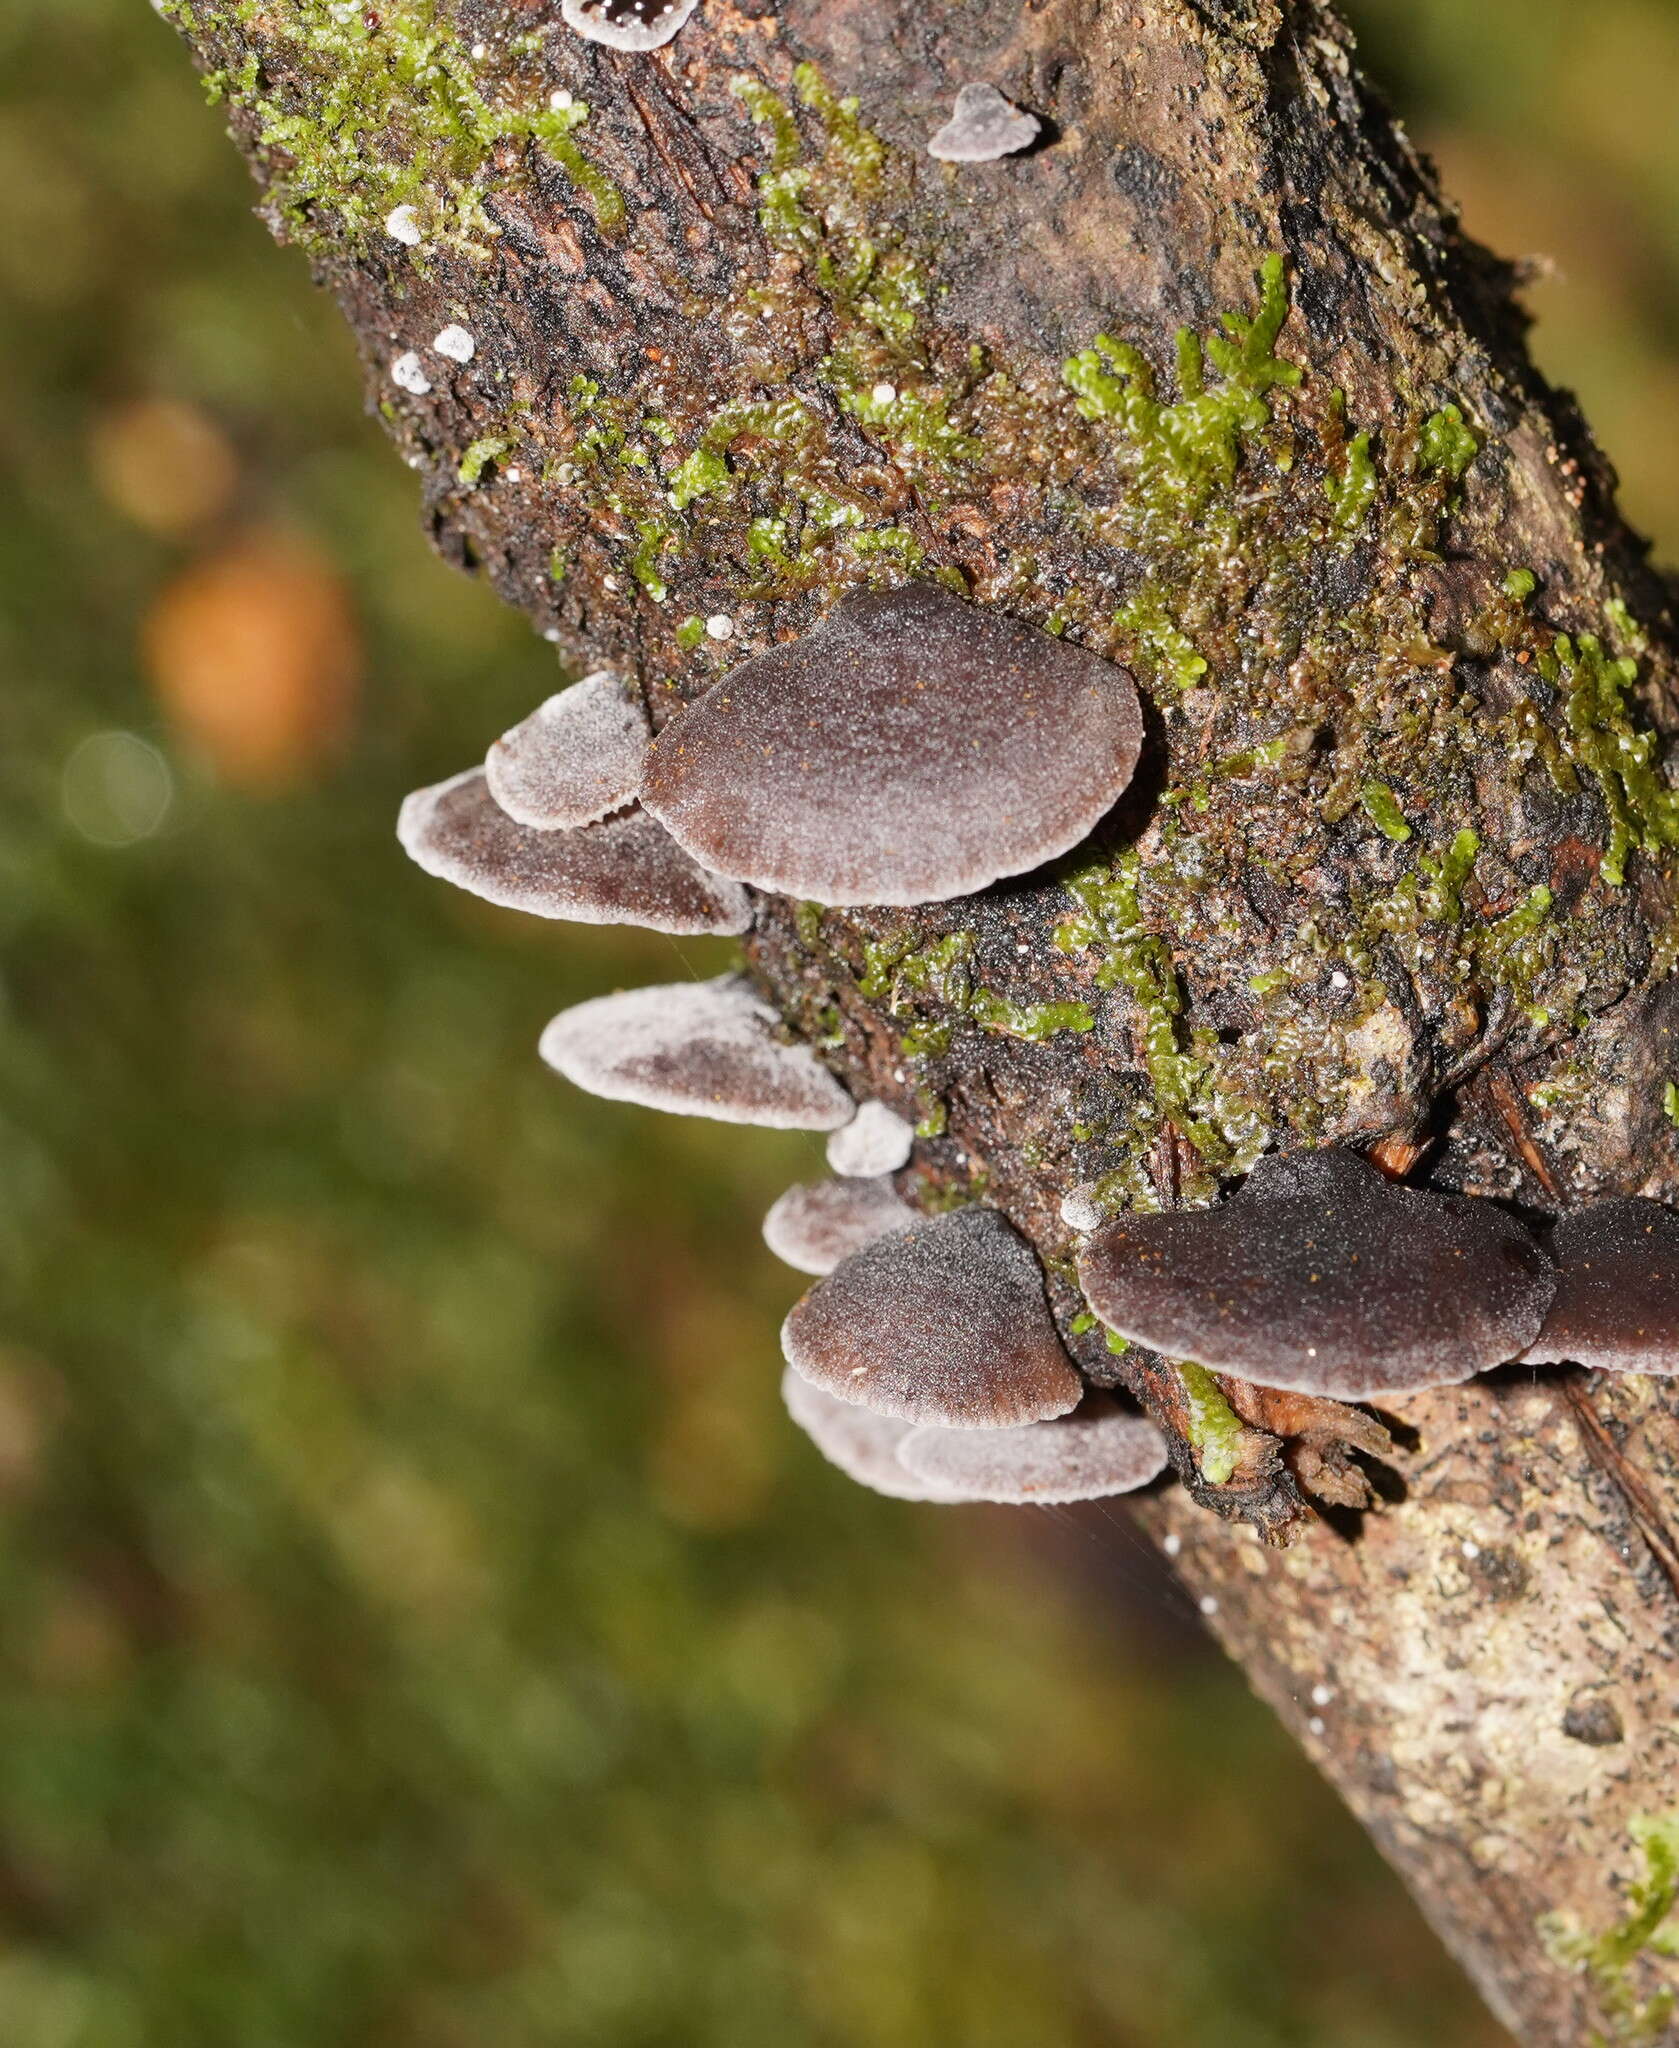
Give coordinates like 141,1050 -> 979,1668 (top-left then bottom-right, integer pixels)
826,1100 -> 915,1178
559,0 -> 698,51
1523,1198 -> 1679,1373
397,768 -> 751,935
781,1370 -> 958,1502
1077,1149 -> 1554,1398
897,1395 -> 1170,1504
641,585 -> 1144,907
540,976 -> 854,1129
762,1176 -> 918,1277
782,1206 -> 1084,1427
484,672 -> 649,830
928,83 -> 1042,164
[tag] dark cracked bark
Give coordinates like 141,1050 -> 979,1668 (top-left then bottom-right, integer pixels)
164,0 -> 1679,2038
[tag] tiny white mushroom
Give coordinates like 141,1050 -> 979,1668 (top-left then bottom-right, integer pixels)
485,672 -> 651,830
896,1397 -> 1168,1505
391,351 -> 432,396
1058,1185 -> 1105,1234
1199,1594 -> 1219,1617
560,0 -> 700,52
384,203 -> 422,247
433,324 -> 476,363
826,1101 -> 915,1179
764,1177 -> 919,1277
927,83 -> 1041,164
705,612 -> 734,641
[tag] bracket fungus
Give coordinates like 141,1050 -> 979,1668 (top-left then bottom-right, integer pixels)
540,976 -> 854,1129
1076,1148 -> 1556,1399
896,1396 -> 1170,1505
927,84 -> 1043,164
781,1370 -> 957,1503
1524,1199 -> 1679,1373
782,1206 -> 1084,1427
485,672 -> 649,830
559,0 -> 699,51
397,767 -> 750,935
826,1099 -> 916,1178
763,1176 -> 918,1277
641,585 -> 1143,906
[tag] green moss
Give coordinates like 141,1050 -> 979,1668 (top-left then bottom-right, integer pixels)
667,446 -> 731,511
168,0 -> 623,251
858,930 -> 1092,1048
1174,1361 -> 1244,1486
457,433 -> 512,486
1539,1812 -> 1679,2046
1359,781 -> 1413,842
1547,632 -> 1679,886
1503,566 -> 1538,601
675,616 -> 707,651
1113,584 -> 1209,693
1325,429 -> 1377,530
1419,404 -> 1479,481
1664,1081 -> 1679,1129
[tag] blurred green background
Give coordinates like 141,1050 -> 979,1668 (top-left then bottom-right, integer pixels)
2,1 -> 1675,2041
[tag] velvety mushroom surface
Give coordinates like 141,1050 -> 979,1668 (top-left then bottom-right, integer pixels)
559,0 -> 697,50
398,769 -> 750,935
783,1206 -> 1084,1426
897,1396 -> 1169,1504
1524,1198 -> 1679,1373
927,84 -> 1042,163
1077,1148 -> 1555,1397
826,1100 -> 915,1178
780,1370 -> 957,1502
641,584 -> 1144,906
484,673 -> 649,830
762,1176 -> 918,1277
540,977 -> 854,1129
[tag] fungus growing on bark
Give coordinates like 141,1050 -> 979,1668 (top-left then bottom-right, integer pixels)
762,1176 -> 918,1276
1524,1198 -> 1679,1373
1076,1149 -> 1555,1398
826,1099 -> 915,1178
485,672 -> 650,829
540,976 -> 854,1128
397,768 -> 749,934
560,0 -> 698,51
896,1395 -> 1169,1504
927,84 -> 1042,163
782,1206 -> 1084,1426
780,1370 -> 956,1502
641,585 -> 1143,905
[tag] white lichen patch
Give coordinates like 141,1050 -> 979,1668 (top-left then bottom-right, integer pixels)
433,324 -> 476,363
391,351 -> 432,396
384,203 -> 422,247
827,1101 -> 915,1179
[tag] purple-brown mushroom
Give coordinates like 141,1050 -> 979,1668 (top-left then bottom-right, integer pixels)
1076,1148 -> 1555,1399
1523,1198 -> 1679,1373
559,0 -> 698,51
927,84 -> 1042,163
826,1100 -> 915,1178
762,1176 -> 918,1277
781,1370 -> 957,1502
540,976 -> 854,1129
641,585 -> 1144,906
484,672 -> 649,830
397,767 -> 750,935
782,1206 -> 1084,1426
897,1395 -> 1169,1504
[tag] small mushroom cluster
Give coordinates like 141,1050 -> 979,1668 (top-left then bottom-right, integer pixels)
399,581 -> 1678,1519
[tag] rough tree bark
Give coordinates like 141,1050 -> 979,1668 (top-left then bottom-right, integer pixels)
164,1 -> 1679,2040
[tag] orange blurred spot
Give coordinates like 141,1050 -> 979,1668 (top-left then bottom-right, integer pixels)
90,396 -> 238,538
142,530 -> 361,786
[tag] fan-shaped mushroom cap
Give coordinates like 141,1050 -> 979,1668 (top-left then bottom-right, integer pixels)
641,585 -> 1144,906
780,1370 -> 956,1501
826,1100 -> 915,1178
898,1395 -> 1169,1504
1076,1149 -> 1554,1398
762,1176 -> 918,1276
540,976 -> 854,1129
484,672 -> 649,830
559,0 -> 698,51
397,768 -> 750,936
1523,1198 -> 1679,1373
782,1206 -> 1084,1426
927,83 -> 1042,163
